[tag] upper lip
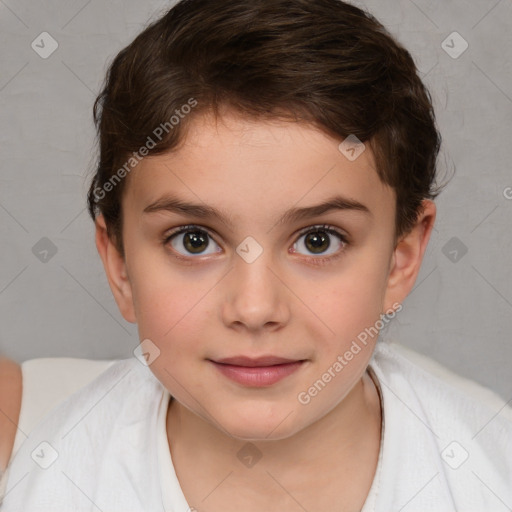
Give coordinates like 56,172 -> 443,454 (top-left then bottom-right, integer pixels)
211,356 -> 303,367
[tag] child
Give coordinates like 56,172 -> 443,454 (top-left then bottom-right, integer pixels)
2,0 -> 511,510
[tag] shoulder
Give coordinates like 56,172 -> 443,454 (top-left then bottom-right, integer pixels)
0,357 -> 22,473
371,341 -> 512,432
11,356 -> 161,452
1,356 -> 165,509
372,340 -> 512,418
17,357 -> 123,433
4,356 -> 145,473
374,341 -> 512,466
17,356 -> 143,431
369,341 -> 512,507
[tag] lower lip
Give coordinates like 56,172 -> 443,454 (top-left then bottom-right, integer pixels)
210,361 -> 304,387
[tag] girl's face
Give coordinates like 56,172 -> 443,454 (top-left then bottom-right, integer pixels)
103,111 -> 422,440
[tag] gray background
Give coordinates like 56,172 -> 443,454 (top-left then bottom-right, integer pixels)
0,0 -> 511,400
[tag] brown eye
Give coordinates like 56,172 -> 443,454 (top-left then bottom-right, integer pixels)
182,230 -> 209,253
166,226 -> 221,257
304,230 -> 331,254
292,225 -> 347,259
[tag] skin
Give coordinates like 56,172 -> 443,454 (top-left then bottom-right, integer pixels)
95,110 -> 435,511
0,357 -> 22,475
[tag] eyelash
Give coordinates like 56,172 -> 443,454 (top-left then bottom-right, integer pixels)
162,224 -> 349,266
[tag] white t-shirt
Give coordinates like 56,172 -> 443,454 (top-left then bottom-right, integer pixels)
2,341 -> 511,511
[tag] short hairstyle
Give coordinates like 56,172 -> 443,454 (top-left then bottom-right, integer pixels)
87,0 -> 445,259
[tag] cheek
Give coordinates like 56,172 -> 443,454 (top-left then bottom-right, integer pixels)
136,287 -> 210,347
128,250 -> 213,345
315,256 -> 389,329
295,257 -> 391,370
132,275 -> 210,387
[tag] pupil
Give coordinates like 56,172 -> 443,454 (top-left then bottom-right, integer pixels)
306,231 -> 330,254
184,231 -> 208,253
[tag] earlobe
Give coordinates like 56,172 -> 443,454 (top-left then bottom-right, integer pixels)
383,200 -> 436,311
95,215 -> 137,324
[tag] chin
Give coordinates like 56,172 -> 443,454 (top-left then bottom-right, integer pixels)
219,407 -> 305,442
227,424 -> 297,442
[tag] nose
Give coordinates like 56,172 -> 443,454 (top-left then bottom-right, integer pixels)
221,251 -> 290,333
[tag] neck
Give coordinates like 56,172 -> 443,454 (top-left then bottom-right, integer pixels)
166,369 -> 382,510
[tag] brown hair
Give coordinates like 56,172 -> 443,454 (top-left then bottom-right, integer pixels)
87,0 -> 445,259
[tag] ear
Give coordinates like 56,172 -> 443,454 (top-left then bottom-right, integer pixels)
95,214 -> 137,324
383,199 -> 436,312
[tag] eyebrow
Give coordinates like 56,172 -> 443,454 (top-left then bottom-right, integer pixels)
142,194 -> 372,229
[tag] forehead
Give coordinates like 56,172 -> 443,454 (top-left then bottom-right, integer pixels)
123,111 -> 395,226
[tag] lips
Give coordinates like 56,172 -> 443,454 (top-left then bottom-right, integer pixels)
212,355 -> 302,367
208,355 -> 306,387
